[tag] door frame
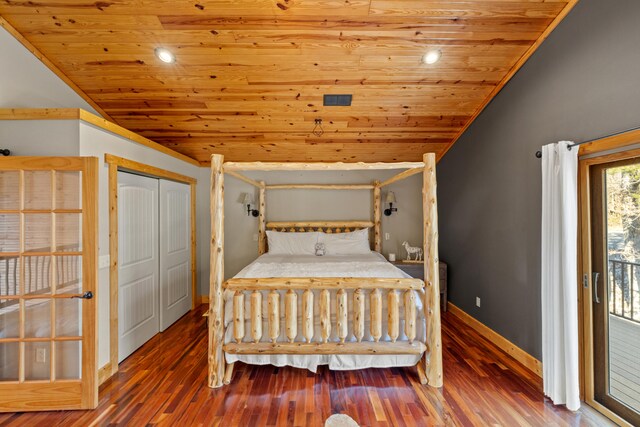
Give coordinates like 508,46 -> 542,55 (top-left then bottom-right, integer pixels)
578,128 -> 640,427
105,154 -> 197,381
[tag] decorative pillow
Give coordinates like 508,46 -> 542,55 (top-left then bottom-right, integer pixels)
317,228 -> 371,255
266,231 -> 319,255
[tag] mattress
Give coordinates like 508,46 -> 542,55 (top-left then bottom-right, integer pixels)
224,252 -> 425,372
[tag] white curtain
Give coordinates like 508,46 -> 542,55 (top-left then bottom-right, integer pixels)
541,141 -> 580,411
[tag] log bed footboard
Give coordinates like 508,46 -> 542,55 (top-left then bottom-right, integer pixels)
220,277 -> 429,383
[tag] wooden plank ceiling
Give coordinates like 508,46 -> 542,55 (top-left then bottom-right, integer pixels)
0,0 -> 575,164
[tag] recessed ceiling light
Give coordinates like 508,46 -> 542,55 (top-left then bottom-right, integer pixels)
155,47 -> 175,64
423,49 -> 441,65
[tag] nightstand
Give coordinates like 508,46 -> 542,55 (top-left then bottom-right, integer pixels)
390,260 -> 448,312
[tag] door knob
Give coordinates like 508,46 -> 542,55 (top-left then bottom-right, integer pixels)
71,291 -> 93,300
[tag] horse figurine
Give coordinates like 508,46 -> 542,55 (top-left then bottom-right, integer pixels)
402,241 -> 423,261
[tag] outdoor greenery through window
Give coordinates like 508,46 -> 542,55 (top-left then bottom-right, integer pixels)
606,164 -> 640,322
605,163 -> 640,412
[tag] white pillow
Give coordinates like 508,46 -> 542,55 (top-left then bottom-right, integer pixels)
266,231 -> 319,255
318,228 -> 371,255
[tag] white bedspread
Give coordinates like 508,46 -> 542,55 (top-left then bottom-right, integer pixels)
235,252 -> 412,279
224,252 -> 425,372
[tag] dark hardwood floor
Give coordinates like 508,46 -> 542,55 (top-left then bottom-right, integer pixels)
0,305 -> 610,426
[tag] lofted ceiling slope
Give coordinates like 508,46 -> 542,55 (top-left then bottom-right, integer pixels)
0,0 -> 577,164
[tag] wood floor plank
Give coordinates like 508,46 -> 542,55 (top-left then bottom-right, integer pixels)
0,305 -> 613,426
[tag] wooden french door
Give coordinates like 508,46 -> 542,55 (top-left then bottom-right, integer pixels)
589,157 -> 640,425
0,157 -> 98,411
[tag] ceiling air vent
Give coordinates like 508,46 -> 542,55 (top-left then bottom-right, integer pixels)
323,94 -> 352,106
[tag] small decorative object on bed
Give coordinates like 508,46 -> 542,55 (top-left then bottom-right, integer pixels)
402,241 -> 423,261
315,242 -> 326,256
209,155 -> 442,390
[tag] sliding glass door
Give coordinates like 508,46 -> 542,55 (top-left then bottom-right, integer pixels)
590,157 -> 640,425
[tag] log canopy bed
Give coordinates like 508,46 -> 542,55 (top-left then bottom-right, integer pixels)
208,153 -> 442,388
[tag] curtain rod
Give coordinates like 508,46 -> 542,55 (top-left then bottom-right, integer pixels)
534,125 -> 640,158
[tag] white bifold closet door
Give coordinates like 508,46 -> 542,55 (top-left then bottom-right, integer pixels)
117,173 -> 192,362
159,179 -> 192,331
117,172 -> 160,363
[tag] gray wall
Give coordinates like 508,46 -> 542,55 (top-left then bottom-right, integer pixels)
437,0 -> 640,360
219,170 -> 423,286
0,26 -> 98,114
0,120 -> 80,156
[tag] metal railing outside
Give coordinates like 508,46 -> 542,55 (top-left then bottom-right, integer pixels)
609,259 -> 640,323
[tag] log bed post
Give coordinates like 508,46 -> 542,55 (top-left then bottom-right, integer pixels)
258,181 -> 266,255
208,154 -> 225,388
373,180 -> 381,252
422,153 -> 443,387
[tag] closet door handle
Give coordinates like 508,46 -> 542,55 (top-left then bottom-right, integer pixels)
592,272 -> 600,304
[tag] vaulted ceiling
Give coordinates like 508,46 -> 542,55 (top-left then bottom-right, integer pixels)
0,0 -> 576,164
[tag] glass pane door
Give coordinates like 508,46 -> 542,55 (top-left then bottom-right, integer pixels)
0,157 -> 97,412
590,158 -> 640,425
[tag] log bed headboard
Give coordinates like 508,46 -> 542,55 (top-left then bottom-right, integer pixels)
265,221 -> 374,233
262,221 -> 376,252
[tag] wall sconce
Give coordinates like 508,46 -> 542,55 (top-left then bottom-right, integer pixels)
241,193 -> 259,217
384,191 -> 397,216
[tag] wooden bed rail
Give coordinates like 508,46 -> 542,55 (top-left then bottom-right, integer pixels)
223,161 -> 425,171
224,277 -> 424,291
224,342 -> 426,355
223,278 -> 426,358
265,184 -> 374,190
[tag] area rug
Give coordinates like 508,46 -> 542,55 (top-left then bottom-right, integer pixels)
324,414 -> 360,427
